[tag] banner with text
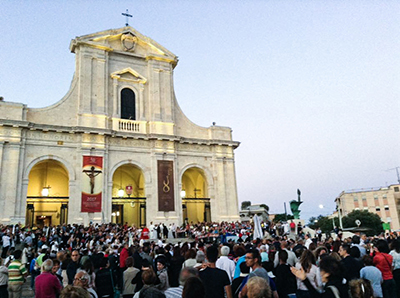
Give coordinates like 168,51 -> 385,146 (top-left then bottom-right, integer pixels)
157,160 -> 175,211
81,156 -> 103,212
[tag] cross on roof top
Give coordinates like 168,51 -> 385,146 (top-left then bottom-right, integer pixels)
122,9 -> 133,26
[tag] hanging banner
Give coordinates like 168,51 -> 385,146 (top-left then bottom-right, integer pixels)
157,160 -> 175,211
81,156 -> 103,212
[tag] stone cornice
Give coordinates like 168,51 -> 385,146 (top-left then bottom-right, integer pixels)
0,119 -> 240,148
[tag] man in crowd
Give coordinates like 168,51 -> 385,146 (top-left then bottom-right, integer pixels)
8,250 -> 28,298
165,267 -> 198,298
339,244 -> 361,282
74,270 -> 98,298
241,249 -> 278,298
216,246 -> 236,282
273,241 -> 297,267
199,245 -> 232,298
35,259 -> 62,297
67,249 -> 81,284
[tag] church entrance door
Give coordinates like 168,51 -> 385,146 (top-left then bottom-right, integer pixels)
112,164 -> 146,227
26,160 -> 69,227
181,168 -> 210,224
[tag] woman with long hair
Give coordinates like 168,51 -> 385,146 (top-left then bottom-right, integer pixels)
291,256 -> 348,298
294,249 -> 322,298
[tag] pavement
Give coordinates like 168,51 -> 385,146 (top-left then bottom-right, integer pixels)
21,276 -> 35,298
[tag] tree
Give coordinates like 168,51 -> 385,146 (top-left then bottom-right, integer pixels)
260,204 -> 269,212
273,213 -> 294,223
309,215 -> 339,233
241,201 -> 251,210
342,210 -> 383,236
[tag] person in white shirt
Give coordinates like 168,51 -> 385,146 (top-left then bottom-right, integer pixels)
1,233 -> 10,259
216,246 -> 236,282
274,241 -> 298,268
304,234 -> 313,249
149,222 -> 156,239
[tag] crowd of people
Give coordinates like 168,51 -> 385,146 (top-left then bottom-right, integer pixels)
0,220 -> 399,298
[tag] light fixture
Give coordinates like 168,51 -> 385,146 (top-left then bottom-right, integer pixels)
180,190 -> 186,198
41,161 -> 51,197
42,187 -> 50,197
112,212 -> 116,216
116,211 -> 120,216
118,168 -> 124,198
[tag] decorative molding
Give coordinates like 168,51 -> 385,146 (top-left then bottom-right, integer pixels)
110,68 -> 147,84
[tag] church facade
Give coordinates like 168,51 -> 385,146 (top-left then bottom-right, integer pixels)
0,26 -> 240,227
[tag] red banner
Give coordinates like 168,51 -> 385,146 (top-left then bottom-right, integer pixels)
81,156 -> 103,212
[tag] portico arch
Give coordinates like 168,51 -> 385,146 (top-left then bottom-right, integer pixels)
25,157 -> 71,227
24,155 -> 75,181
180,165 -> 212,224
111,162 -> 147,227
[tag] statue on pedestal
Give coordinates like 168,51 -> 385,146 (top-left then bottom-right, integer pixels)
290,189 -> 303,219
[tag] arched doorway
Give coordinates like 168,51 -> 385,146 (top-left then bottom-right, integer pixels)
112,164 -> 145,227
26,160 -> 69,227
181,167 -> 210,224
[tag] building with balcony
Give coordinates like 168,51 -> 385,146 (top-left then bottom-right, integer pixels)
335,184 -> 400,230
0,26 -> 240,227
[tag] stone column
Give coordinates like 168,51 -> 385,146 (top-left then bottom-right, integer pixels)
112,78 -> 119,117
2,143 -> 21,223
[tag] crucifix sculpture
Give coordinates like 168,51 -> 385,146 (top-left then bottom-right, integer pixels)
83,166 -> 102,194
122,9 -> 133,26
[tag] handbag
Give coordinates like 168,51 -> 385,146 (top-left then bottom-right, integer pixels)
110,269 -> 121,298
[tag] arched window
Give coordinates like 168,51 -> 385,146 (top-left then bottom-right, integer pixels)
121,88 -> 135,120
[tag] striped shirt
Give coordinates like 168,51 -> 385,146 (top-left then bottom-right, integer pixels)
164,285 -> 183,298
8,260 -> 27,284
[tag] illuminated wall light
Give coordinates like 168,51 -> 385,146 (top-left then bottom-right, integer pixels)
42,186 -> 50,197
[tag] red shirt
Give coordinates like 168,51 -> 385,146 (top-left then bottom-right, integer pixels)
141,227 -> 149,239
120,247 -> 129,268
373,252 -> 393,280
35,272 -> 62,298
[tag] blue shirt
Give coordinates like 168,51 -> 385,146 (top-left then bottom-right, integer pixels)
234,255 -> 246,279
360,265 -> 383,298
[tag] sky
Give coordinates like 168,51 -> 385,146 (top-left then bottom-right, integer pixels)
1,1 -> 400,222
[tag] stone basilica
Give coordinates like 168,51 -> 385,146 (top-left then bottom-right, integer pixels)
0,26 -> 240,227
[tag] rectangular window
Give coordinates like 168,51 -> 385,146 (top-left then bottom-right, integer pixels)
362,196 -> 367,201
385,206 -> 389,211
376,207 -> 381,211
374,195 -> 378,200
395,187 -> 399,192
353,196 -> 358,202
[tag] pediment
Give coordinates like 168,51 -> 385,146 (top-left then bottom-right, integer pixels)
70,27 -> 177,66
110,68 -> 147,84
